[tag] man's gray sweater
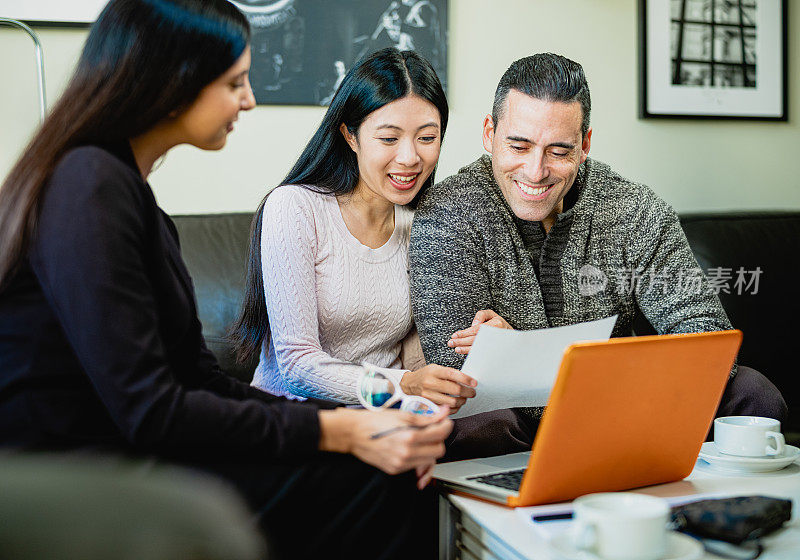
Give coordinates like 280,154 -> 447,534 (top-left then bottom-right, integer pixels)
410,155 -> 732,377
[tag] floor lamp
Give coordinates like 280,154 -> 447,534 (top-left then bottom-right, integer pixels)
0,17 -> 47,124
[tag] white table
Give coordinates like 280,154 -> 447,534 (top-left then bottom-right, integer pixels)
438,461 -> 800,559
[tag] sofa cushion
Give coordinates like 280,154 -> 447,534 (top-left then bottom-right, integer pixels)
680,212 -> 800,432
171,213 -> 257,382
0,454 -> 265,559
634,212 -> 800,432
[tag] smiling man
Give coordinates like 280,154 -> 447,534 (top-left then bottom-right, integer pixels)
409,53 -> 785,442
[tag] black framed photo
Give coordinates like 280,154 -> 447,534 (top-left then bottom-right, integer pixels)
639,0 -> 787,120
231,0 -> 447,106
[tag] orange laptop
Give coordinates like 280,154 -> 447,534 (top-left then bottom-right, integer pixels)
433,330 -> 742,507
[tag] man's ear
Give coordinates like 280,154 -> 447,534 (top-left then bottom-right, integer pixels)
340,123 -> 358,153
482,114 -> 495,154
580,128 -> 592,163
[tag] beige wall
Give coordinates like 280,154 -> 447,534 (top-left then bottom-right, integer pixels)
2,0 -> 798,214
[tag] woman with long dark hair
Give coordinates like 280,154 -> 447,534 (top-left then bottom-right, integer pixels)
232,48 -> 478,412
0,1 -> 451,557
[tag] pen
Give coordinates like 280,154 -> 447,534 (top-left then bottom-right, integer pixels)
532,512 -> 573,522
369,425 -> 423,440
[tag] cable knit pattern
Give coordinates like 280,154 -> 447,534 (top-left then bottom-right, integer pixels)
251,185 -> 413,403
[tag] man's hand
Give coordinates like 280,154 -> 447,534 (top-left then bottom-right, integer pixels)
400,365 -> 477,414
448,309 -> 513,355
318,407 -> 453,488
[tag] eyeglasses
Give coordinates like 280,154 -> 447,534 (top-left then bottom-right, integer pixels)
357,363 -> 439,415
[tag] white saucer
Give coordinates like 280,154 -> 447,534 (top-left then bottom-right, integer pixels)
548,531 -> 702,560
698,442 -> 800,473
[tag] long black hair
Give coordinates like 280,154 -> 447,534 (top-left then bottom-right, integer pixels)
0,0 -> 249,289
230,47 -> 448,365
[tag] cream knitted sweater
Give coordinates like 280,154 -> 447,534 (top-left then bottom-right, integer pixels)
251,185 -> 413,403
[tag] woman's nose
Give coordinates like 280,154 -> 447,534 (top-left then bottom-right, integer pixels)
395,139 -> 421,166
242,80 -> 256,111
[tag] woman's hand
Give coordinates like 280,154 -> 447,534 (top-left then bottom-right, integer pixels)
415,463 -> 436,490
448,309 -> 513,355
319,407 -> 453,488
400,365 -> 477,413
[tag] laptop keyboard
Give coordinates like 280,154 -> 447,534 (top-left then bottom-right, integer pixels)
466,468 -> 526,491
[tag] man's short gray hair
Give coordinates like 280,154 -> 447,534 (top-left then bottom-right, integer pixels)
492,53 -> 591,137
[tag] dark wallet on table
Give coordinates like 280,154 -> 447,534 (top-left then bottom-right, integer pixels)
671,495 -> 792,544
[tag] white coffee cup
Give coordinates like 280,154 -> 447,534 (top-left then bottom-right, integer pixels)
572,493 -> 669,560
714,416 -> 785,458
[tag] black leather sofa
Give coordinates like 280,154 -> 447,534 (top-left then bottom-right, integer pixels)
172,211 -> 800,439
172,213 -> 258,381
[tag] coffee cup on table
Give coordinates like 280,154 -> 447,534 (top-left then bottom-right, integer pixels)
571,492 -> 669,560
714,416 -> 785,457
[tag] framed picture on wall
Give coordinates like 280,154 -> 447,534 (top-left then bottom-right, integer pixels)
232,0 -> 447,106
639,0 -> 787,120
0,0 -> 105,26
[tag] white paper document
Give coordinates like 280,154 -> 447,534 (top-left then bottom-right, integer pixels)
452,316 -> 617,419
